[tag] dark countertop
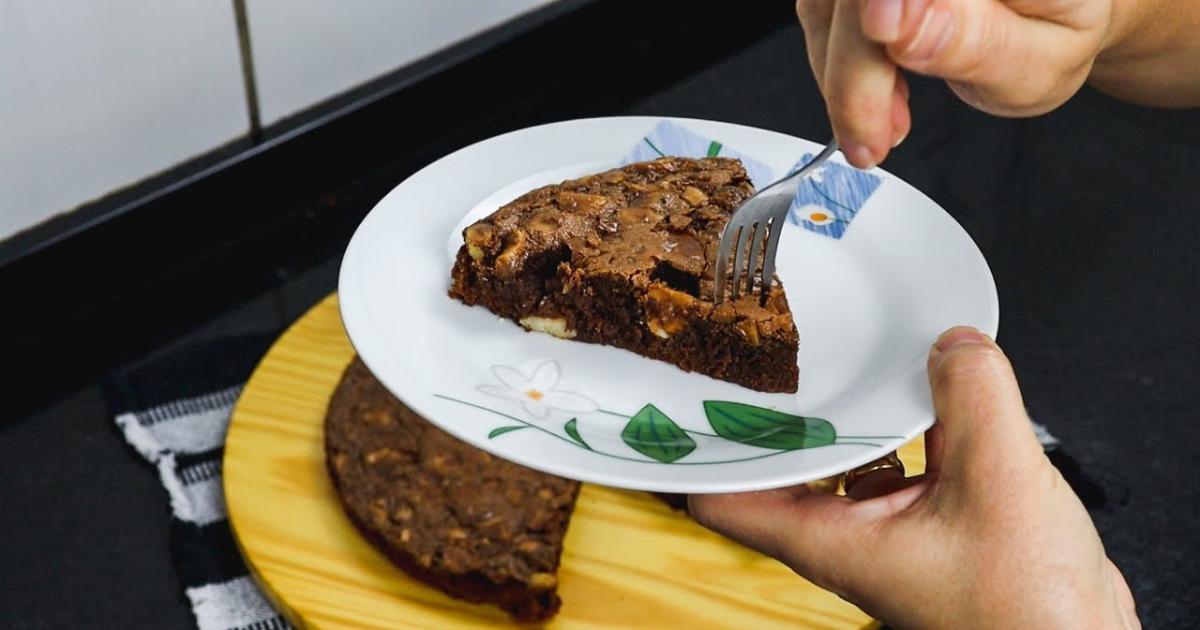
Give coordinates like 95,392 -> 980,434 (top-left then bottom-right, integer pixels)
3,20 -> 1198,629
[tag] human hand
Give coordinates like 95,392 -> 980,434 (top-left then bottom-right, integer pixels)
689,327 -> 1139,629
795,0 -> 1117,168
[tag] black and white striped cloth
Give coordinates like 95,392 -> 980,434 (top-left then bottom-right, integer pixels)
105,333 -> 292,630
115,385 -> 290,630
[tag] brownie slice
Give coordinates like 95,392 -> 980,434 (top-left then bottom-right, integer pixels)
449,157 -> 799,393
325,358 -> 580,622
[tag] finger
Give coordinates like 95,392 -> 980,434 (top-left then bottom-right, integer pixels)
824,0 -> 899,167
926,327 -> 1044,485
880,0 -> 1099,115
691,477 -> 933,600
859,0 -> 930,44
854,0 -> 907,148
689,488 -> 844,560
859,0 -> 934,43
891,72 -> 911,147
689,489 -> 877,594
796,0 -> 836,92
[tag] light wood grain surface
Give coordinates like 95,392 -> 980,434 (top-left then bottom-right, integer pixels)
224,293 -> 926,629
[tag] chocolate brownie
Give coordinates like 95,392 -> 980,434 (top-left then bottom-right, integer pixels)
325,358 -> 580,621
449,157 -> 799,393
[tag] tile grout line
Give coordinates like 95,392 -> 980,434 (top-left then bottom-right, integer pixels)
232,0 -> 263,141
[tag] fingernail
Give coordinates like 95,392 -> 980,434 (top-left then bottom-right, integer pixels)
934,326 -> 990,352
842,141 -> 876,169
927,327 -> 991,376
865,0 -> 903,42
892,129 -> 907,148
904,7 -> 955,63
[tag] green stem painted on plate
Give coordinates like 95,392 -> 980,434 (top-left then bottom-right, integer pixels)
435,394 -> 580,449
643,137 -> 667,158
437,396 -> 883,466
811,182 -> 856,215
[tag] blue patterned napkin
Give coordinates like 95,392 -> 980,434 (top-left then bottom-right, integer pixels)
621,120 -> 883,239
787,154 -> 882,239
621,120 -> 777,189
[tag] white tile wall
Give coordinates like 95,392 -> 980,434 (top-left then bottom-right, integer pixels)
0,1 -> 248,242
246,0 -> 553,125
0,1 -> 554,245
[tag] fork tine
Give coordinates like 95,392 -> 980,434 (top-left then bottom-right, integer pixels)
759,216 -> 784,301
711,138 -> 840,304
744,220 -> 767,294
730,224 -> 749,300
713,220 -> 739,303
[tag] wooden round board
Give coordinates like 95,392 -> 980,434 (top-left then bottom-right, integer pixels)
225,293 -> 926,629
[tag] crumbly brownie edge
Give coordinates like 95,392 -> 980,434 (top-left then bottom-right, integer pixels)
450,253 -> 799,393
323,359 -> 580,622
325,452 -> 570,620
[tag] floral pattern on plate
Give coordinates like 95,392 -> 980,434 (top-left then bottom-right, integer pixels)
437,359 -> 900,465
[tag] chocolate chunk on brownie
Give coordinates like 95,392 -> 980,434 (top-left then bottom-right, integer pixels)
449,157 -> 799,393
325,358 -> 580,622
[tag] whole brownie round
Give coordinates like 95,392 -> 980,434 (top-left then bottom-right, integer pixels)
324,358 -> 580,621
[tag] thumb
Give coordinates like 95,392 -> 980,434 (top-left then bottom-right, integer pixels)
926,327 -> 1043,486
860,0 -> 1100,115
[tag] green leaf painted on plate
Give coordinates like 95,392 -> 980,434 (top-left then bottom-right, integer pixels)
564,418 -> 590,450
706,140 -> 723,157
487,425 -> 528,439
621,404 -> 696,463
703,401 -> 836,450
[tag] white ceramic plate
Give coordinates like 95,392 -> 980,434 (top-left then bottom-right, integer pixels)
339,117 -> 998,494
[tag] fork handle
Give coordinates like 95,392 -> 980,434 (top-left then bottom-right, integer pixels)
772,139 -> 840,192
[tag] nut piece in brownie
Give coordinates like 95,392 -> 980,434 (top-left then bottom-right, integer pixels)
449,157 -> 799,393
325,358 -> 580,622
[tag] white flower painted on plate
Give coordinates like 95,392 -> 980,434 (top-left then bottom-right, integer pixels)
477,359 -> 597,419
797,203 -> 836,226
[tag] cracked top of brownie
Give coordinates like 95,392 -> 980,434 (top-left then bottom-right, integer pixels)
457,157 -> 795,342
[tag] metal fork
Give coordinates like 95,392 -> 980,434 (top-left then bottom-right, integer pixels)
713,140 -> 840,303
